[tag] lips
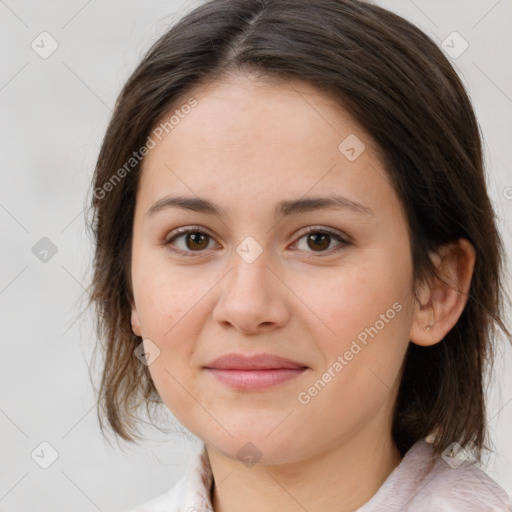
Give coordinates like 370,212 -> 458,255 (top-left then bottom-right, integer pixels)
204,353 -> 308,370
204,353 -> 309,391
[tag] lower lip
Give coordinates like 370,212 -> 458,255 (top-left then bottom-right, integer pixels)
205,368 -> 307,390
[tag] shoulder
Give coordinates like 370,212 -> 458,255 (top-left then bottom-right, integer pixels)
125,478 -> 189,512
124,444 -> 213,512
408,449 -> 511,511
358,439 -> 511,512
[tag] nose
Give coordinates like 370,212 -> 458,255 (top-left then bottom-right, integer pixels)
211,250 -> 291,334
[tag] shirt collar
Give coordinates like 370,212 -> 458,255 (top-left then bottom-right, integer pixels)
182,443 -> 214,511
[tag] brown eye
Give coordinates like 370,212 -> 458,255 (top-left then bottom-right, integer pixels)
183,232 -> 210,250
165,225 -> 349,258
306,232 -> 332,251
293,227 -> 348,255
165,227 -> 217,254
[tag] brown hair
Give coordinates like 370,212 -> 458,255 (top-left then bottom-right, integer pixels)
86,0 -> 511,460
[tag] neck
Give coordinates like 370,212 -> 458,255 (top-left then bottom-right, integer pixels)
206,430 -> 401,512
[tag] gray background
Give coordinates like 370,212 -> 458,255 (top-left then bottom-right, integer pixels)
1,0 -> 511,510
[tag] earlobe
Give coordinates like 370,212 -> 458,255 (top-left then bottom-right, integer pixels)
409,238 -> 476,347
131,305 -> 142,337
409,284 -> 437,347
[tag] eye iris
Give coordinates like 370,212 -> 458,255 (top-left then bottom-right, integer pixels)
307,232 -> 331,251
186,232 -> 209,250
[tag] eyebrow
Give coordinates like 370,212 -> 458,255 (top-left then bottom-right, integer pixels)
145,194 -> 374,219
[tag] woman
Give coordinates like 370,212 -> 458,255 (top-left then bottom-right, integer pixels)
87,0 -> 511,510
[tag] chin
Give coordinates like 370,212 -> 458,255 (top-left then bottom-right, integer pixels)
202,427 -> 307,466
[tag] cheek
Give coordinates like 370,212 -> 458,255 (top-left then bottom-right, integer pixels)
297,257 -> 410,344
296,290 -> 410,442
133,259 -> 193,338
131,261 -> 209,410
135,279 -> 197,417
299,253 -> 413,393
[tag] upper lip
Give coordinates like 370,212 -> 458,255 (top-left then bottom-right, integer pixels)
204,353 -> 308,370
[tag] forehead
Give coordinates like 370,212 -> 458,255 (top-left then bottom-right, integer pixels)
137,74 -> 398,219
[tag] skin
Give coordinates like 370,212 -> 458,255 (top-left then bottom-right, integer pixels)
129,73 -> 476,512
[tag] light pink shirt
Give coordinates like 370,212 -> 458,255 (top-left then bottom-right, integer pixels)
128,438 -> 511,511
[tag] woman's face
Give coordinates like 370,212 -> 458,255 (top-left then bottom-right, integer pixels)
130,74 -> 418,464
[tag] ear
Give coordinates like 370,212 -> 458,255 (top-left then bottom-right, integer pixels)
130,298 -> 143,337
409,238 -> 476,347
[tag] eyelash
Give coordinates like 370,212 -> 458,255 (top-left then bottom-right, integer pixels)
163,225 -> 350,258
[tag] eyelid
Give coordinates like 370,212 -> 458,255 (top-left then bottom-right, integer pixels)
289,225 -> 350,258
163,225 -> 219,251
294,225 -> 351,244
164,224 -> 350,256
166,224 -> 215,240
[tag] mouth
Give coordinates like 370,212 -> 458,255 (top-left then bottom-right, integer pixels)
205,368 -> 307,390
203,353 -> 309,391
